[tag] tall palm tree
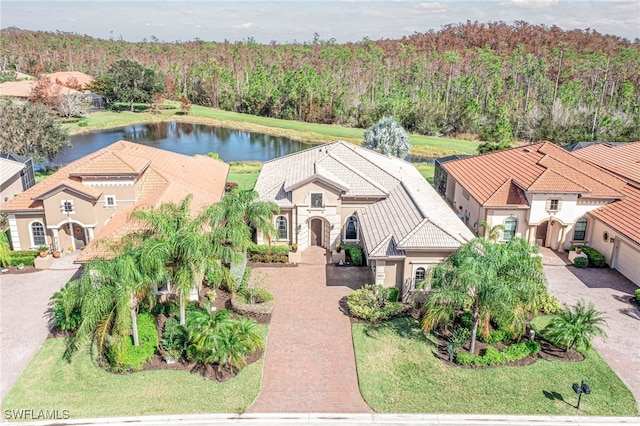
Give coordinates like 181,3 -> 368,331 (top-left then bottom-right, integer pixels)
131,195 -> 223,325
204,189 -> 279,289
544,300 -> 607,352
422,237 -> 547,354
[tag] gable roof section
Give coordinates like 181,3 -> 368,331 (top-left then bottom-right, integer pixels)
443,142 -> 627,205
70,151 -> 150,177
484,179 -> 529,207
589,183 -> 640,245
572,142 -> 640,186
0,158 -> 25,183
32,179 -> 102,201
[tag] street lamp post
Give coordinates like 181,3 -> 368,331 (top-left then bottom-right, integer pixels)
572,380 -> 591,410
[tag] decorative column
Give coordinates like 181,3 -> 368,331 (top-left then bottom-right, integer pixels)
558,225 -> 567,252
51,228 -> 60,252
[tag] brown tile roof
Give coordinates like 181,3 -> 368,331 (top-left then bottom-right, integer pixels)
589,183 -> 640,245
572,142 -> 640,186
443,142 -> 627,205
70,151 -> 150,176
47,71 -> 94,89
0,80 -> 80,98
484,179 -> 530,207
32,179 -> 103,201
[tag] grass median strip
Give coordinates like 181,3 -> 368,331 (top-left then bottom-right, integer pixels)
352,317 -> 637,416
2,336 -> 265,419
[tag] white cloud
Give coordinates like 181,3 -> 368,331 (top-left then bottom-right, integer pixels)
416,2 -> 446,13
232,22 -> 254,29
501,0 -> 559,8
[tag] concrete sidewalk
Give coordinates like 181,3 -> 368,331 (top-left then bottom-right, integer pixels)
5,413 -> 640,426
0,252 -> 81,403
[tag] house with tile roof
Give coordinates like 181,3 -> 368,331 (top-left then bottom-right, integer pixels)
572,142 -> 640,286
0,141 -> 229,261
254,141 -> 474,290
0,154 -> 36,203
438,141 -> 639,287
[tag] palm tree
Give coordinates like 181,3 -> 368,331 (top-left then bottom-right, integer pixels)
479,221 -> 504,242
363,116 -> 412,158
422,237 -> 547,354
131,195 -> 223,325
544,300 -> 607,352
204,189 -> 278,289
62,247 -> 156,359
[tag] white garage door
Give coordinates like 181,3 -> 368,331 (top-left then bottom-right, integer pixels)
614,239 -> 640,287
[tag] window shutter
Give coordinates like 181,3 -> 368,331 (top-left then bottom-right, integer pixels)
545,199 -> 551,211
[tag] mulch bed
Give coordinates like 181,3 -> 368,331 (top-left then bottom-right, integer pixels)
1,265 -> 37,274
433,334 -> 584,369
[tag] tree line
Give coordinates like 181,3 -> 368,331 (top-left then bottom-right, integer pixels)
1,21 -> 638,145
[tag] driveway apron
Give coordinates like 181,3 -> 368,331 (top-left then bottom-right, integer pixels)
248,246 -> 372,413
541,248 -> 640,410
0,252 -> 81,403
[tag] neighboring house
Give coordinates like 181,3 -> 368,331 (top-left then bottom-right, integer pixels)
0,80 -> 81,99
0,154 -> 35,202
572,142 -> 640,287
254,141 -> 473,291
0,141 -> 229,261
438,142 -> 628,251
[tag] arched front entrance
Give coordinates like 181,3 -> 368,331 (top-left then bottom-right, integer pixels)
73,224 -> 87,248
310,218 -> 323,246
535,220 -> 549,246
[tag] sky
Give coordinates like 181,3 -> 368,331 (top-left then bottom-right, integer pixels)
2,0 -> 639,44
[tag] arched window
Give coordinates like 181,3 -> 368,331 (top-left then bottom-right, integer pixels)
345,216 -> 358,240
31,221 -> 46,247
414,267 -> 426,284
275,216 -> 287,240
573,218 -> 587,241
503,217 -> 517,240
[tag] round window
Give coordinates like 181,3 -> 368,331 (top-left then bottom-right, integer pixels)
603,231 -> 609,242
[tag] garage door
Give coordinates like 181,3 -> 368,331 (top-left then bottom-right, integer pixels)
614,239 -> 640,287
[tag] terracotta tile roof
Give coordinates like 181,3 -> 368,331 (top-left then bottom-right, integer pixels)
256,141 -> 474,257
589,183 -> 640,245
572,142 -> 640,186
2,141 -> 229,261
443,142 -> 627,205
0,80 -> 80,98
32,179 -> 102,200
484,179 -> 529,207
47,71 -> 94,89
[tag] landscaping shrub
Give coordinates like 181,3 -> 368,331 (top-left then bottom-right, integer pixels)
502,341 -> 541,362
347,284 -> 405,323
570,245 -> 607,268
247,243 -> 291,263
108,312 -> 158,371
236,287 -> 274,304
161,317 -> 187,360
455,352 -> 477,366
479,328 -> 510,344
483,346 -> 506,366
50,302 -> 81,332
635,289 -> 640,301
342,244 -> 364,266
573,256 -> 588,268
387,287 -> 399,303
7,254 -> 37,266
538,293 -> 562,315
455,341 -> 540,366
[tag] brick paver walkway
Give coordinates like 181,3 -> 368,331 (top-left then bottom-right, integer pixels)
541,248 -> 640,410
248,246 -> 372,413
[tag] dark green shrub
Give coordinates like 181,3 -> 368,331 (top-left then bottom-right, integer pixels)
50,302 -> 81,332
109,312 -> 158,371
570,245 -> 606,268
7,255 -> 36,266
342,244 -> 364,266
161,317 -> 187,359
502,342 -> 532,362
455,352 -> 477,366
387,287 -> 399,303
635,289 -> 640,300
525,340 -> 541,355
573,256 -> 588,268
478,328 -> 510,344
347,284 -> 405,323
482,346 -> 506,366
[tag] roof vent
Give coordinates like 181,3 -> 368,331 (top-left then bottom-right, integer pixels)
523,148 -> 532,153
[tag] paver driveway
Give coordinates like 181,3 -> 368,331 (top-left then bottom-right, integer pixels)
0,253 -> 81,403
541,248 -> 640,410
248,246 -> 372,413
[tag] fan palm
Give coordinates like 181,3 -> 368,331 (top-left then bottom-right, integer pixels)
363,116 -> 412,158
544,300 -> 607,352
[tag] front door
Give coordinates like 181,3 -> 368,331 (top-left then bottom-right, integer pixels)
535,221 -> 549,246
73,225 -> 86,249
310,218 -> 323,246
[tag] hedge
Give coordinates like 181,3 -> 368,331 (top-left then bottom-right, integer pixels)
570,245 -> 607,268
248,243 -> 291,263
342,244 -> 364,266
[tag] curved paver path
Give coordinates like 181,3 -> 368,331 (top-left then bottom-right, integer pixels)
248,246 -> 372,413
541,248 -> 640,411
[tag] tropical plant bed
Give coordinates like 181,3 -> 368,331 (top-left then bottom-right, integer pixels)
432,336 -> 584,369
2,264 -> 37,274
247,261 -> 297,268
200,286 -> 272,324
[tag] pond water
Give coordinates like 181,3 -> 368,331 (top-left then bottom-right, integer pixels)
49,121 -> 429,166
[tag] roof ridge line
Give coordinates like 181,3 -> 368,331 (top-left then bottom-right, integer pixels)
396,218 -> 430,247
326,151 -> 390,195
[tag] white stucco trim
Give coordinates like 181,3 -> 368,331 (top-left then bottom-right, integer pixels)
8,214 -> 20,250
27,219 -> 47,248
83,180 -> 135,187
47,219 -> 97,229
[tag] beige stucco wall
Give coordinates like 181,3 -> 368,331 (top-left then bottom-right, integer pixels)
10,212 -> 49,250
42,190 -> 97,228
1,173 -> 23,203
485,209 -> 529,241
451,181 -> 482,233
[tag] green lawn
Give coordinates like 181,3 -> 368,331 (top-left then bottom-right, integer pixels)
63,103 -> 479,158
352,317 -> 637,416
227,161 -> 263,190
2,336 -> 266,419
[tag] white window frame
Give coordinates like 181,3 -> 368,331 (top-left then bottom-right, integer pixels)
105,195 -> 117,207
310,192 -> 324,209
344,215 -> 359,241
29,220 -> 46,248
61,199 -> 75,214
573,217 -> 587,241
549,199 -> 559,212
275,215 -> 288,241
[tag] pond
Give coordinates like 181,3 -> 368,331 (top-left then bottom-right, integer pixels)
49,121 -> 313,166
50,121 -> 430,166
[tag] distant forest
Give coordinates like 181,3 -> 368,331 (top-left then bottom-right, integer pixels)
1,22 -> 639,145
